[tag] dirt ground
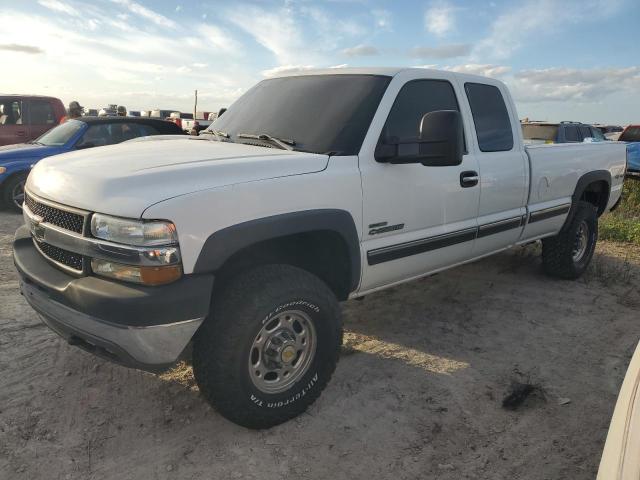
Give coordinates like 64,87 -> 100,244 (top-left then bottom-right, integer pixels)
1,208 -> 640,480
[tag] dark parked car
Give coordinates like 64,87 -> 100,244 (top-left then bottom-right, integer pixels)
0,117 -> 183,210
0,95 -> 66,146
522,121 -> 607,144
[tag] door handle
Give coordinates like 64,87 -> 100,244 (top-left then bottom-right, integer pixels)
460,171 -> 479,188
16,131 -> 26,136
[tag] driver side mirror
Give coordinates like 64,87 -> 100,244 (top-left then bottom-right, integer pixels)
375,110 -> 464,167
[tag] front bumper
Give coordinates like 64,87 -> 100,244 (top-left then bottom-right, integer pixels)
14,225 -> 214,372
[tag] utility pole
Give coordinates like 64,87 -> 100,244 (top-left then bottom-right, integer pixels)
194,89 -> 198,120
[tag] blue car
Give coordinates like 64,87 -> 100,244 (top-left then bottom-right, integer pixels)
619,126 -> 640,177
0,116 -> 183,210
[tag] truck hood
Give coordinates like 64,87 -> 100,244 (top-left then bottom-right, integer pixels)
27,137 -> 329,217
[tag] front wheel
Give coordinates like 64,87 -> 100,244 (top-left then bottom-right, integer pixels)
192,264 -> 342,429
2,172 -> 27,212
542,200 -> 598,279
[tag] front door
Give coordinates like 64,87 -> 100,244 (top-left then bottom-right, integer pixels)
358,74 -> 480,292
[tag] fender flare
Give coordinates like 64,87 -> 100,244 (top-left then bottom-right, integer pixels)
562,170 -> 611,231
192,209 -> 361,293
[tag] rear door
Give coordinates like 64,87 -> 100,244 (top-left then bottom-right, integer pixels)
26,99 -> 58,141
460,82 -> 529,257
0,97 -> 28,146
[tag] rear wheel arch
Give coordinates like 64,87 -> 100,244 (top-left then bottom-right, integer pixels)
572,170 -> 611,216
193,209 -> 361,300
560,170 -> 611,233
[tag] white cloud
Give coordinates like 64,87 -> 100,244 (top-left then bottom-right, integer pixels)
111,0 -> 177,29
0,9 -> 253,112
509,66 -> 640,103
194,24 -> 241,54
261,65 -> 315,78
38,0 -> 79,16
342,45 -> 379,57
226,4 -> 365,66
409,44 -> 471,59
0,43 -> 44,54
475,0 -> 625,59
412,64 -> 510,77
226,5 -> 306,65
372,9 -> 392,31
424,1 -> 455,37
445,64 -> 511,77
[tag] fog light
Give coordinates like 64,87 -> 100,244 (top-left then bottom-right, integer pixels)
91,259 -> 182,286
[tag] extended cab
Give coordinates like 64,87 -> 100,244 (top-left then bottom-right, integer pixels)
13,68 -> 627,429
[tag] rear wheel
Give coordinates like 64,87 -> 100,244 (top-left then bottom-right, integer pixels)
192,264 -> 342,429
1,172 -> 27,212
542,201 -> 598,279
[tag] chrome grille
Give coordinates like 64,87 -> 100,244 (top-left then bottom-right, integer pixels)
35,240 -> 84,272
25,193 -> 85,234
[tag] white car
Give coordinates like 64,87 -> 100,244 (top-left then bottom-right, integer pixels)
14,68 -> 628,429
598,341 -> 640,479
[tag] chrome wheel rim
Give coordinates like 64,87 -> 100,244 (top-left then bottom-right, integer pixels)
248,309 -> 317,394
572,221 -> 589,262
12,179 -> 25,209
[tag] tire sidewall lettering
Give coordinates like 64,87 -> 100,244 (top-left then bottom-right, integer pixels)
250,372 -> 319,409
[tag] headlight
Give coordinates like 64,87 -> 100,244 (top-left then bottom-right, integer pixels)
89,214 -> 182,285
91,214 -> 178,246
0,167 -> 6,175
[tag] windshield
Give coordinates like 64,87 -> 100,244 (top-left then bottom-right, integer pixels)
620,126 -> 640,143
36,120 -> 84,146
522,124 -> 558,142
206,74 -> 391,155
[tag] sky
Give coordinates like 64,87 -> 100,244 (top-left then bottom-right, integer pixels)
1,0 -> 639,124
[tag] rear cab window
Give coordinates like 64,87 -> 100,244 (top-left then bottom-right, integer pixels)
464,83 -> 513,152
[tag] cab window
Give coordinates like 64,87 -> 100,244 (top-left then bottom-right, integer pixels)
464,83 -> 513,152
381,79 -> 461,144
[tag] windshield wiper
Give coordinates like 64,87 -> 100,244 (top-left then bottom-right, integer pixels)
237,133 -> 295,151
202,129 -> 230,138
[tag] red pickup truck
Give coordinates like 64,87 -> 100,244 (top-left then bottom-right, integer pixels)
0,95 -> 66,146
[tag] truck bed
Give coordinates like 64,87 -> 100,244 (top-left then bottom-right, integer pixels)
524,141 -> 627,212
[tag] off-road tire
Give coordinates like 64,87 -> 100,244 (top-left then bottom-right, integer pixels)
542,200 -> 598,279
1,172 -> 27,212
192,264 -> 342,429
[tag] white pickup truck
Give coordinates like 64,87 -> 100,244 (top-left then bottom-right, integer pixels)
14,68 -> 627,429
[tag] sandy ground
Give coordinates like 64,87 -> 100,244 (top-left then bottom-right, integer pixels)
1,208 -> 640,480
